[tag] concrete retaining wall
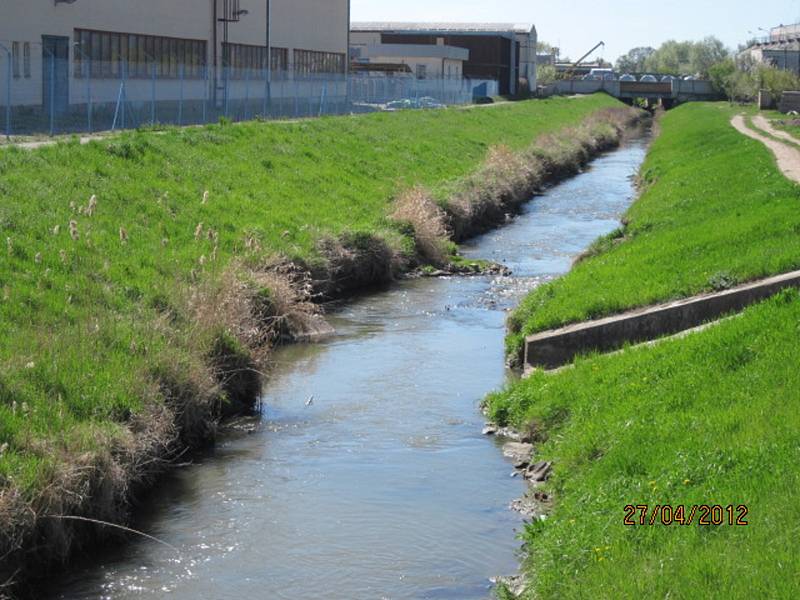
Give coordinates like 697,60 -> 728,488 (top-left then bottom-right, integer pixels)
524,269 -> 800,370
779,91 -> 800,113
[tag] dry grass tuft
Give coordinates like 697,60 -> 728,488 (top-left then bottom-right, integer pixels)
317,233 -> 403,298
391,187 -> 451,266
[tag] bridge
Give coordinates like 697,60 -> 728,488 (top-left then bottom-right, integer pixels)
541,79 -> 719,107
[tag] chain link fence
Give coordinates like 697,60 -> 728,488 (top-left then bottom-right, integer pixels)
0,43 -> 499,137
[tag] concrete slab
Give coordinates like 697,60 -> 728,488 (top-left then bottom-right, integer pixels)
524,269 -> 800,370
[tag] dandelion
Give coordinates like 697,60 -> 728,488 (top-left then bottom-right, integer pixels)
69,220 -> 79,241
202,190 -> 209,205
87,194 -> 98,216
25,362 -> 34,370
34,252 -> 42,264
161,238 -> 170,247
194,223 -> 203,240
52,225 -> 60,235
119,227 -> 128,243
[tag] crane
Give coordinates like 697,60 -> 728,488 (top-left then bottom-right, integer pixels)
572,41 -> 606,68
563,41 -> 606,79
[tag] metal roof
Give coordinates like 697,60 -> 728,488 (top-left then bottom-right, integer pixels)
352,22 -> 535,35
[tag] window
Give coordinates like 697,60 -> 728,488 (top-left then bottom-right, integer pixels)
293,49 -> 346,78
416,64 -> 427,80
23,43 -> 31,78
74,29 -> 207,79
271,47 -> 288,78
223,42 -> 268,79
11,42 -> 20,79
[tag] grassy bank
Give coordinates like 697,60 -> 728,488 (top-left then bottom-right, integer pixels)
0,94 -> 633,589
506,103 -> 800,361
488,103 -> 800,598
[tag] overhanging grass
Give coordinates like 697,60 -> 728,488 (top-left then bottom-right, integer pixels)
506,102 -> 800,358
0,95 -> 621,497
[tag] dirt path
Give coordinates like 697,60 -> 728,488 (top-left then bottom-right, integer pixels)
731,114 -> 800,183
750,114 -> 800,147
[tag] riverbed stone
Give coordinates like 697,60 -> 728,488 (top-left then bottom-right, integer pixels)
482,424 -> 498,435
525,460 -> 552,483
503,442 -> 533,468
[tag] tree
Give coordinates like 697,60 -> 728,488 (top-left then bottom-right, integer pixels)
690,37 -> 730,77
708,58 -> 736,94
616,47 -> 655,73
537,64 -> 557,85
758,65 -> 800,99
644,40 -> 694,74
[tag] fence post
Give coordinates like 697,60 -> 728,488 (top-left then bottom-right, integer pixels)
178,64 -> 184,126
244,67 -> 251,121
319,80 -> 327,117
224,65 -> 230,118
203,65 -> 208,124
1,44 -> 10,139
293,78 -> 298,118
86,55 -> 93,134
262,67 -> 268,118
151,62 -> 157,125
120,60 -> 127,130
48,50 -> 56,136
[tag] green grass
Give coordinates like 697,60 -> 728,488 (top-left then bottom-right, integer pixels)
488,103 -> 800,598
488,291 -> 800,599
507,103 -> 800,357
0,95 -> 621,500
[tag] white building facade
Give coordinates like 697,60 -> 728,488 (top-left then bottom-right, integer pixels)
0,0 -> 350,110
351,36 -> 469,80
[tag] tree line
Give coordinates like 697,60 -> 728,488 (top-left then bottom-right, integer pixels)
537,37 -> 800,101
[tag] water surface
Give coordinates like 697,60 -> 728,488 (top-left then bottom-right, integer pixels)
50,135 -> 648,600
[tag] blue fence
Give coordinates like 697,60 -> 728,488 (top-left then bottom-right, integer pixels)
0,48 -> 499,137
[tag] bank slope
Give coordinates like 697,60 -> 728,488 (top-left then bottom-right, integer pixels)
489,103 -> 800,598
0,95 -> 627,590
506,102 -> 800,359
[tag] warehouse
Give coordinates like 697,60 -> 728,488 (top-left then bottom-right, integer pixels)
351,22 -> 537,95
0,0 -> 350,111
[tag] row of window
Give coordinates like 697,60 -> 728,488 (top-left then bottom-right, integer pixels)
10,42 -> 32,79
221,44 -> 288,79
69,30 -> 345,80
74,29 -> 208,79
294,49 -> 346,77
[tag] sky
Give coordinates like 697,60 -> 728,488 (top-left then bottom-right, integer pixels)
351,0 -> 800,62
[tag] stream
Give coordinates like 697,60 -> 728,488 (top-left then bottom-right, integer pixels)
49,133 -> 649,600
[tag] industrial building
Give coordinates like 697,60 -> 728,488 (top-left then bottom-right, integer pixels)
0,0 -> 350,111
741,23 -> 800,75
350,40 -> 469,80
351,23 -> 537,95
